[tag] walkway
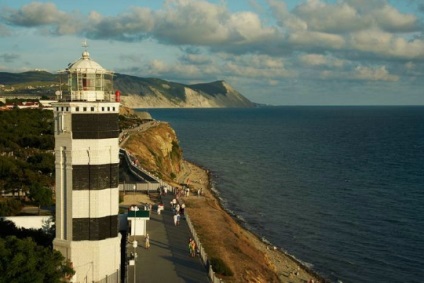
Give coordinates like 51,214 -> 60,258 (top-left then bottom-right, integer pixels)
127,193 -> 209,283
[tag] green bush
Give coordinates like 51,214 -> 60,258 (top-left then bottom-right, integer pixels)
170,172 -> 176,180
210,257 -> 233,276
0,198 -> 23,216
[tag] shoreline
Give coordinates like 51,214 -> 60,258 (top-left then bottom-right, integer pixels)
206,170 -> 326,282
178,159 -> 326,282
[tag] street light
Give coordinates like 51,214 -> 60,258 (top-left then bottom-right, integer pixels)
132,239 -> 138,283
129,204 -> 139,283
133,184 -> 136,201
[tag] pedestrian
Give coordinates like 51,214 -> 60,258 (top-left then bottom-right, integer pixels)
188,238 -> 193,256
177,213 -> 180,225
180,206 -> 185,219
157,203 -> 163,215
173,213 -> 178,226
190,239 -> 196,257
145,234 -> 150,249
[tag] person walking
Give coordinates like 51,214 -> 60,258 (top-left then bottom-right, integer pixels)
190,239 -> 197,257
173,213 -> 178,226
188,238 -> 193,256
145,234 -> 150,249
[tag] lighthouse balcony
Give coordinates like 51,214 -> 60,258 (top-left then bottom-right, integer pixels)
59,91 -> 118,103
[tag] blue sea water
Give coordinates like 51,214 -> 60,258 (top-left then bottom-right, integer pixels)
137,106 -> 424,283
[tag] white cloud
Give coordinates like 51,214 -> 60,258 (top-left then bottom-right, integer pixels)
353,65 -> 399,81
141,52 -> 293,83
1,2 -> 82,35
349,28 -> 424,59
370,4 -> 419,32
288,30 -> 345,49
318,64 -> 399,82
0,0 -> 423,105
299,54 -> 345,67
292,0 -> 420,34
152,0 -> 277,46
293,0 -> 367,33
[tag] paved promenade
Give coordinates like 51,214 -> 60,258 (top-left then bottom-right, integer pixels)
127,193 -> 210,283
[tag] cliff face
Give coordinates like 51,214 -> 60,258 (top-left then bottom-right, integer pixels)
115,76 -> 254,108
122,121 -> 183,182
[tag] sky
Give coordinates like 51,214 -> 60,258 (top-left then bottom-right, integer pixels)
0,0 -> 423,106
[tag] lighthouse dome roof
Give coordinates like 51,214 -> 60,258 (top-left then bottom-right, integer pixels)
66,51 -> 111,74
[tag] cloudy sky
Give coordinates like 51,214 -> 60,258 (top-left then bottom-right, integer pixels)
0,0 -> 423,105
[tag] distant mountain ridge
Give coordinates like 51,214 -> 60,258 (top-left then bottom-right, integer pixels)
0,71 -> 255,108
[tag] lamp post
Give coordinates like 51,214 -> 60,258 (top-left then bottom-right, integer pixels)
129,205 -> 139,283
133,184 -> 136,202
132,239 -> 138,283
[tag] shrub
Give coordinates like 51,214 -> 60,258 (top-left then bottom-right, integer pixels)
210,257 -> 234,276
0,198 -> 23,216
170,172 -> 176,180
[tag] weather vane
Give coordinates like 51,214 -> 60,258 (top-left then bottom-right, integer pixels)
82,39 -> 89,50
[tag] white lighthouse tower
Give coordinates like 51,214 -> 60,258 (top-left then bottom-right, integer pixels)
53,45 -> 121,283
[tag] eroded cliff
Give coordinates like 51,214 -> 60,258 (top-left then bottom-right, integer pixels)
121,120 -> 183,182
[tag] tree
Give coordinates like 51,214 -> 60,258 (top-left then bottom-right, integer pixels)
0,199 -> 22,216
0,236 -> 74,283
28,183 -> 53,215
0,219 -> 54,248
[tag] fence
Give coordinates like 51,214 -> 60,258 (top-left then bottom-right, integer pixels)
185,214 -> 224,283
119,148 -> 164,192
120,147 -> 223,282
119,183 -> 160,194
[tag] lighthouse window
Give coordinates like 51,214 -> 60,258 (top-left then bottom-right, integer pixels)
82,74 -> 88,90
81,74 -> 95,91
95,74 -> 102,91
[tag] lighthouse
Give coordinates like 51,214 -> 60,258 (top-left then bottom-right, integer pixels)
53,46 -> 121,283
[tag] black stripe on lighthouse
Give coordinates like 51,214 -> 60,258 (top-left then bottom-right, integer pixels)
73,164 -> 119,190
72,114 -> 119,139
73,215 -> 118,241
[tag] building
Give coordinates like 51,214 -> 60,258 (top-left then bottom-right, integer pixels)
127,205 -> 150,237
52,47 -> 121,283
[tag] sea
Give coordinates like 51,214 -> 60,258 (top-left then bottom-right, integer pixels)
136,106 -> 424,283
